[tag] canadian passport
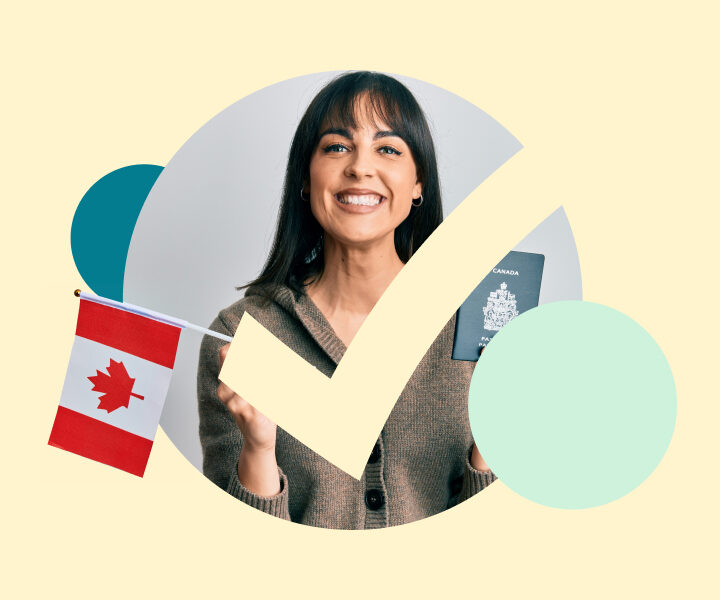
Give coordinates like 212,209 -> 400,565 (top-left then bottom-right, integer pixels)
452,251 -> 545,361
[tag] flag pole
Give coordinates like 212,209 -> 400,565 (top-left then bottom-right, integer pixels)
73,289 -> 234,343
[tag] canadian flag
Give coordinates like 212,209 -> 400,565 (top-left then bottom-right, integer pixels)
49,298 -> 182,477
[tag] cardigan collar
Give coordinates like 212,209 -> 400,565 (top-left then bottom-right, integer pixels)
246,284 -> 347,366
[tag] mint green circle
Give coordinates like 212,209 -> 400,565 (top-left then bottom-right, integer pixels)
468,301 -> 676,509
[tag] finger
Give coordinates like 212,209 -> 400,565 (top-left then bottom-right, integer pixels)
227,395 -> 253,421
217,384 -> 250,416
217,381 -> 238,404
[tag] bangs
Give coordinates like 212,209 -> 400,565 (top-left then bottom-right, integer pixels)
315,79 -> 417,148
321,91 -> 403,133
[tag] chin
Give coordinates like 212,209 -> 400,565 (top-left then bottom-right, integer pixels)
327,228 -> 393,248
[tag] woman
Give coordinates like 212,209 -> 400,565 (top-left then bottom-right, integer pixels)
198,71 -> 495,529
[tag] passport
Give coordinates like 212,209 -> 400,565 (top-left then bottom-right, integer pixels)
452,251 -> 545,361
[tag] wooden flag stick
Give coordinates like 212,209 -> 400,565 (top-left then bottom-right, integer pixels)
73,289 -> 234,343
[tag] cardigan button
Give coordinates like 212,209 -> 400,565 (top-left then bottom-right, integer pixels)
367,443 -> 381,464
365,489 -> 385,510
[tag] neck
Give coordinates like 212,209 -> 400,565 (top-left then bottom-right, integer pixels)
307,235 -> 403,317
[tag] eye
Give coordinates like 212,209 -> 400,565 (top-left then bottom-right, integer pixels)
323,143 -> 349,153
378,145 -> 402,156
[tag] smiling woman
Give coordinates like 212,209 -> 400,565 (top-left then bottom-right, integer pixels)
197,71 -> 496,529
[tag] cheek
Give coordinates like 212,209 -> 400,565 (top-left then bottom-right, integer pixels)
308,154 -> 338,192
391,166 -> 420,203
308,198 -> 329,230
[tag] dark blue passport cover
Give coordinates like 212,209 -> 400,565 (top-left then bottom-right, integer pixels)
452,251 -> 545,361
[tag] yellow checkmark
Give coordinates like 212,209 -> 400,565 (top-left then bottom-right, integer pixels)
220,159 -> 555,479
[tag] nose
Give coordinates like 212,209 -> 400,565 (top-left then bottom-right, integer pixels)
344,146 -> 375,179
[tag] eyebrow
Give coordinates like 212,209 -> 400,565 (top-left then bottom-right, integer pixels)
318,127 -> 402,140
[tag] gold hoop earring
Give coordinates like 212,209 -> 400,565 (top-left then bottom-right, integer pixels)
412,194 -> 424,207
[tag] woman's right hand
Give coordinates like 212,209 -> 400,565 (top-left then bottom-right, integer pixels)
218,344 -> 281,496
217,344 -> 277,453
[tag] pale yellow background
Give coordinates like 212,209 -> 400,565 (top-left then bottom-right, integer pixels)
3,1 -> 718,598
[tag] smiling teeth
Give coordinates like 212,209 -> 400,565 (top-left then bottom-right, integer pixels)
337,194 -> 383,206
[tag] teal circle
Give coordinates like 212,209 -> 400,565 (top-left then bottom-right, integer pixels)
468,301 -> 676,509
71,164 -> 163,301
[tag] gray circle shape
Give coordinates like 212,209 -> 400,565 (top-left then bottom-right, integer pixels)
125,71 -> 581,470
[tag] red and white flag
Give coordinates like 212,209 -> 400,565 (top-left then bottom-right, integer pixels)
49,297 -> 182,477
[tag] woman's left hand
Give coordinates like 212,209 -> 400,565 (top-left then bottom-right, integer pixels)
470,443 -> 492,472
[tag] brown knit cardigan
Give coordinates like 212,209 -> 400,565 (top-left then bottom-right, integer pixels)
197,284 -> 496,529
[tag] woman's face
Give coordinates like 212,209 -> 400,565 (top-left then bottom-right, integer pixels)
307,99 -> 422,250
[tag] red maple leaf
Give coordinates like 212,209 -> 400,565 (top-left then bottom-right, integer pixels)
87,358 -> 145,413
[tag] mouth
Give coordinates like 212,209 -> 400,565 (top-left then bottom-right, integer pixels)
334,192 -> 386,207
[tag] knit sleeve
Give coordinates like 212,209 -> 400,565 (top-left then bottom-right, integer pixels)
197,309 -> 291,521
457,445 -> 497,504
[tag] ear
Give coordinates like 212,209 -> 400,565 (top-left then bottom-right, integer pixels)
413,180 -> 422,201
